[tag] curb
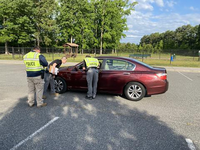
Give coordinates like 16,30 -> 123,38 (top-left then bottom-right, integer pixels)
164,66 -> 200,73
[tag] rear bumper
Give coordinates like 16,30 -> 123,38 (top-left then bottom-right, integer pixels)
147,80 -> 169,95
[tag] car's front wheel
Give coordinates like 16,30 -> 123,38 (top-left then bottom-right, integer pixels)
54,77 -> 67,93
124,82 -> 146,101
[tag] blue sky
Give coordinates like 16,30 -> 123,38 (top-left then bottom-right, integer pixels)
120,0 -> 200,44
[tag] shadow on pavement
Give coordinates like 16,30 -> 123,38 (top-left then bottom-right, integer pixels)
0,92 -> 190,150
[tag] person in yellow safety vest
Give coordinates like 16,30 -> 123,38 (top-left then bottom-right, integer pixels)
83,55 -> 100,100
23,46 -> 48,108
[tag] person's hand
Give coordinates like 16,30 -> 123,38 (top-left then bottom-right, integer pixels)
83,67 -> 85,70
53,63 -> 57,67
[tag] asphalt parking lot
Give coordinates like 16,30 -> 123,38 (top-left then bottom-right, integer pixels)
0,60 -> 200,150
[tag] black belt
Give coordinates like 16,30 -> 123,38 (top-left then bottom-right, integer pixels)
88,67 -> 97,69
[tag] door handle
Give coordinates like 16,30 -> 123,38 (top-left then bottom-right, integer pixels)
123,72 -> 130,75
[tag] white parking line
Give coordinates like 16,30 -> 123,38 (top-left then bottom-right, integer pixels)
186,138 -> 196,150
177,71 -> 193,81
10,117 -> 59,150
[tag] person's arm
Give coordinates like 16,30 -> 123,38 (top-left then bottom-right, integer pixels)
39,55 -> 48,67
52,59 -> 62,74
97,61 -> 101,69
52,63 -> 57,74
83,60 -> 86,70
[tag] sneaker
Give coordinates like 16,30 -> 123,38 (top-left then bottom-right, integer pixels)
85,96 -> 92,100
92,96 -> 96,99
37,103 -> 47,108
42,95 -> 47,99
51,93 -> 59,96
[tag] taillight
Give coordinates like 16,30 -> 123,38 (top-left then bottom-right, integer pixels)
156,73 -> 167,80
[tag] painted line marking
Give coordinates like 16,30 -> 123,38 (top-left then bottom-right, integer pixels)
10,117 -> 59,150
177,71 -> 193,81
186,138 -> 196,150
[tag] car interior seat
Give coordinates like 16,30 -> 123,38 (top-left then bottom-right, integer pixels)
105,62 -> 110,70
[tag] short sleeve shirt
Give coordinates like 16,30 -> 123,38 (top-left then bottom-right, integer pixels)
49,59 -> 62,68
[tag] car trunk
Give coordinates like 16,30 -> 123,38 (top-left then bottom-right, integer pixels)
152,67 -> 167,73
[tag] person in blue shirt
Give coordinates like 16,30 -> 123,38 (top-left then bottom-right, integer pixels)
23,46 -> 48,107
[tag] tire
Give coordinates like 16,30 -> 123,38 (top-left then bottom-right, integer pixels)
124,82 -> 146,101
54,77 -> 67,94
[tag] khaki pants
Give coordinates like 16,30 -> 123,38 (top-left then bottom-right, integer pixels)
27,76 -> 44,106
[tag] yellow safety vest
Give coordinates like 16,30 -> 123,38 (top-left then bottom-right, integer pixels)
23,51 -> 43,72
85,57 -> 99,68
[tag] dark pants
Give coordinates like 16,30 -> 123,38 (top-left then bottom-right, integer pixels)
43,72 -> 55,95
86,68 -> 99,98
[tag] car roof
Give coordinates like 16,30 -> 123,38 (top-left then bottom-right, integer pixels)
95,56 -> 141,63
95,56 -> 153,68
96,56 -> 130,60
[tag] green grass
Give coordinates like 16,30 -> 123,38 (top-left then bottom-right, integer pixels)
1,52 -> 200,67
143,59 -> 200,67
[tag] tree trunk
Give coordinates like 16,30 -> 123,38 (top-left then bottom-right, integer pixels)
3,17 -> 9,55
37,34 -> 40,47
100,28 -> 103,55
71,36 -> 72,43
95,47 -> 96,56
100,3 -> 105,55
5,41 -> 9,54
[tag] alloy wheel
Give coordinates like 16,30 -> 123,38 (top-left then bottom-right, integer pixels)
127,84 -> 142,99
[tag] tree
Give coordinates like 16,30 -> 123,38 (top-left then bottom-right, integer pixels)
163,30 -> 175,50
138,44 -> 143,53
95,0 -> 137,54
0,0 -> 18,54
156,40 -> 163,58
13,0 -> 35,47
57,0 -> 95,53
0,0 -> 137,54
139,24 -> 200,55
32,0 -> 58,47
195,24 -> 200,49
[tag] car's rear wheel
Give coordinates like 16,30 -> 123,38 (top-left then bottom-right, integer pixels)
124,82 -> 146,101
54,77 -> 67,93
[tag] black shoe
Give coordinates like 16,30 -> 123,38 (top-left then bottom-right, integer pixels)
85,96 -> 92,100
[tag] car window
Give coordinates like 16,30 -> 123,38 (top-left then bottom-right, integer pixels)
104,59 -> 135,71
77,63 -> 83,70
98,59 -> 103,69
130,58 -> 153,69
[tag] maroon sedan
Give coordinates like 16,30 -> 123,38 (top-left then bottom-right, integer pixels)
55,56 -> 168,101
